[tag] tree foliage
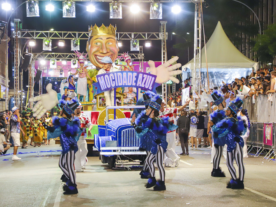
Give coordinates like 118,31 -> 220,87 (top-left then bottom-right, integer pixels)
253,24 -> 276,64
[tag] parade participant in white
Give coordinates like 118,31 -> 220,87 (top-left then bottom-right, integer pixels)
238,109 -> 250,158
74,104 -> 93,171
159,100 -> 189,167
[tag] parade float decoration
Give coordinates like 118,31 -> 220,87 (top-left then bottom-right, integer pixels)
30,23 -> 182,168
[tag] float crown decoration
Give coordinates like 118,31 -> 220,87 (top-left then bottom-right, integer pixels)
89,24 -> 116,37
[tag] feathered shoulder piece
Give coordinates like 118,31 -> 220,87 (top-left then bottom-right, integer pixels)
236,116 -> 245,135
210,110 -> 226,125
135,110 -> 147,126
52,116 -> 68,128
72,117 -> 81,127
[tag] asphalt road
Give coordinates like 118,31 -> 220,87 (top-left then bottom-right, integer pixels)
0,142 -> 276,207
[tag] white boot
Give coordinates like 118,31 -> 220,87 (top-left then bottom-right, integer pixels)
12,155 -> 21,161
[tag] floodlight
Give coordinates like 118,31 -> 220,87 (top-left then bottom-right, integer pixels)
172,32 -> 176,35
130,4 -> 140,14
145,41 -> 152,48
40,59 -> 46,65
1,2 -> 11,11
58,40 -> 65,47
50,28 -> 54,31
187,32 -> 190,35
171,5 -> 181,14
62,60 -> 67,65
28,40 -> 36,47
87,4 -> 95,12
46,3 -> 54,12
118,41 -> 123,47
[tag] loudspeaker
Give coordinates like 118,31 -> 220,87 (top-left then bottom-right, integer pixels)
34,69 -> 42,82
21,53 -> 33,71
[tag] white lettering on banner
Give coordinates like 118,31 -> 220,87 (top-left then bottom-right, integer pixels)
117,73 -> 123,86
98,76 -> 106,90
114,73 -> 118,86
141,74 -> 147,87
145,75 -> 151,88
123,72 -> 127,85
127,73 -> 132,85
149,76 -> 154,90
137,74 -> 143,87
110,73 -> 115,87
132,72 -> 137,85
105,75 -> 111,88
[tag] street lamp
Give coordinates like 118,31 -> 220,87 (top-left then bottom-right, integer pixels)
232,0 -> 261,34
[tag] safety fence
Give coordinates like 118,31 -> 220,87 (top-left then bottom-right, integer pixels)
247,122 -> 276,161
243,94 -> 276,122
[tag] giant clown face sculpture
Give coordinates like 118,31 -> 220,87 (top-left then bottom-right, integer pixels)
86,24 -> 119,69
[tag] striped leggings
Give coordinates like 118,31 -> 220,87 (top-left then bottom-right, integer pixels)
213,145 -> 223,170
147,145 -> 165,181
226,143 -> 245,182
59,150 -> 76,185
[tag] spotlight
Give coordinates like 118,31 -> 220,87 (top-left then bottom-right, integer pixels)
118,41 -> 123,47
58,40 -> 65,47
62,60 -> 67,65
171,5 -> 181,14
28,40 -> 36,47
145,41 -> 152,48
46,3 -> 54,12
50,28 -> 54,31
40,59 -> 46,65
130,4 -> 140,14
172,32 -> 176,35
1,2 -> 11,11
187,32 -> 190,35
87,4 -> 95,12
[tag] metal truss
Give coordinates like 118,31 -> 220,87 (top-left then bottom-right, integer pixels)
18,30 -> 166,41
37,0 -> 195,2
32,53 -> 144,60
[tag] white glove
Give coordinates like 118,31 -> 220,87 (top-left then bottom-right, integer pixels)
149,56 -> 182,84
29,83 -> 58,118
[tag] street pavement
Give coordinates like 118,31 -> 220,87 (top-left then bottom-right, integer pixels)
0,141 -> 276,207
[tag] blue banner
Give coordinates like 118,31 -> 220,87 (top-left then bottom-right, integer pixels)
95,71 -> 157,92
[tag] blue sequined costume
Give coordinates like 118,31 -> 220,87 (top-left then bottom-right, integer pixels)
210,110 -> 226,146
47,116 -> 82,154
213,117 -> 245,152
135,110 -> 178,154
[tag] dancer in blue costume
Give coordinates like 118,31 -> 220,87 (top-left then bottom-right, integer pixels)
213,97 -> 245,189
43,98 -> 81,195
135,94 -> 177,191
131,91 -> 156,179
209,90 -> 227,177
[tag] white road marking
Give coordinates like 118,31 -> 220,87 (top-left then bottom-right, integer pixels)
245,187 -> 276,202
180,160 -> 193,166
53,184 -> 63,207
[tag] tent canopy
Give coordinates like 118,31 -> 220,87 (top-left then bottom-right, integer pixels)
182,21 -> 258,70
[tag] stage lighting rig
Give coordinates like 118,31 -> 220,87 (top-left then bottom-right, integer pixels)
130,4 -> 140,14
27,0 -> 39,17
28,39 -> 36,47
118,41 -> 123,48
46,3 -> 54,12
110,1 -> 122,19
171,5 -> 181,14
50,59 -> 57,69
43,38 -> 52,51
150,2 -> 162,19
145,41 -> 152,48
1,2 -> 11,11
71,59 -> 78,68
87,4 -> 95,12
40,59 -> 46,66
63,0 -> 76,18
58,40 -> 65,47
71,38 -> 80,50
130,39 -> 139,51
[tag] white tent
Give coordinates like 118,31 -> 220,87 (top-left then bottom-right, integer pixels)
182,21 -> 258,70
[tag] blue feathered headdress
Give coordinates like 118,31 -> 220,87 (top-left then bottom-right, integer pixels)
210,109 -> 226,125
148,94 -> 162,111
211,90 -> 224,106
228,97 -> 243,114
143,91 -> 156,106
59,97 -> 80,115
